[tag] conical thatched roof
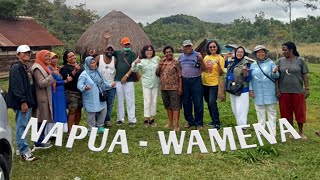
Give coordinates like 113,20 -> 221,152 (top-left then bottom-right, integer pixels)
76,11 -> 151,55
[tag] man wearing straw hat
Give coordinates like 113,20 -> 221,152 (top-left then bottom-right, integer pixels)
104,31 -> 137,127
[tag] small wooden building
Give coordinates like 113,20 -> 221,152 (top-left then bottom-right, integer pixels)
0,16 -> 63,76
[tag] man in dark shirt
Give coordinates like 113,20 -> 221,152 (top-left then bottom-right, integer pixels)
7,45 -> 36,161
104,32 -> 137,127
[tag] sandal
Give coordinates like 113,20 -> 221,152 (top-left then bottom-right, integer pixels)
144,119 -> 149,128
164,124 -> 173,128
149,119 -> 157,127
315,131 -> 320,137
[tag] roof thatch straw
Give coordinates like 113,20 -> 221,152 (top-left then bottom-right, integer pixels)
76,10 -> 151,55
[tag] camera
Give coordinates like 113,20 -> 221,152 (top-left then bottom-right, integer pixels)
194,60 -> 201,68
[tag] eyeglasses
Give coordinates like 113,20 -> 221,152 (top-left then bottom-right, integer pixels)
209,46 -> 217,49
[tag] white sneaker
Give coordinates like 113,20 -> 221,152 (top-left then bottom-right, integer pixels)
33,143 -> 52,151
21,149 -> 36,161
16,147 -> 35,156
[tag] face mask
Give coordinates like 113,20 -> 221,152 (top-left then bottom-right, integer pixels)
123,48 -> 131,52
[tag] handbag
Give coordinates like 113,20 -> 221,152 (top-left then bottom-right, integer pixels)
122,52 -> 140,82
96,84 -> 107,102
226,80 -> 244,96
217,76 -> 226,102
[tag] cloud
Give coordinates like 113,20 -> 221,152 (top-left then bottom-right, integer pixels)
65,0 -> 320,24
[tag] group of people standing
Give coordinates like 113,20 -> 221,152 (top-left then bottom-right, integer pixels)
7,31 -> 310,161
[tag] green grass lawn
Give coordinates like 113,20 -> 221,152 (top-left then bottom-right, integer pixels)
1,64 -> 320,179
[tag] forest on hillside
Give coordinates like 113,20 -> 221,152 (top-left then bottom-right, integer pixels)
1,0 -> 320,52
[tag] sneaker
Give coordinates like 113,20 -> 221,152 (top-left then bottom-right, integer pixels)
149,119 -> 157,127
116,121 -> 123,126
214,125 -> 221,131
33,143 -> 52,150
128,122 -> 136,127
207,122 -> 215,127
16,147 -> 34,156
21,150 -> 36,162
98,127 -> 105,134
105,121 -> 112,127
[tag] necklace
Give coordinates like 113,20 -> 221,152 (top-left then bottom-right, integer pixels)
285,57 -> 297,75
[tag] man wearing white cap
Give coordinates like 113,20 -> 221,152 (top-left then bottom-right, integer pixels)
7,45 -> 36,161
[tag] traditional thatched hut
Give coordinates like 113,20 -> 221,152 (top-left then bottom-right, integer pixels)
76,10 -> 151,61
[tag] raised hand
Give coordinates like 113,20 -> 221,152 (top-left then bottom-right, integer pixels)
67,74 -> 73,82
75,64 -> 81,71
273,66 -> 278,73
134,56 -> 141,64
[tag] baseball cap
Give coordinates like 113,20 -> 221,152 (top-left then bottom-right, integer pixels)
182,40 -> 193,47
121,37 -> 131,45
16,45 -> 31,54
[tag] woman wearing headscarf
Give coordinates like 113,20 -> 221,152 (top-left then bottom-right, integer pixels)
49,52 -> 72,133
226,46 -> 251,130
132,45 -> 160,127
60,50 -> 84,136
201,40 -> 225,130
156,45 -> 182,132
276,42 -> 309,139
31,50 -> 56,149
77,56 -> 116,134
249,45 -> 279,135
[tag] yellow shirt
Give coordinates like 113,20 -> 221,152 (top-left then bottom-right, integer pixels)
201,54 -> 225,86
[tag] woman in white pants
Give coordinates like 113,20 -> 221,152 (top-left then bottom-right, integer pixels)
249,45 -> 279,135
132,45 -> 160,127
225,47 -> 251,130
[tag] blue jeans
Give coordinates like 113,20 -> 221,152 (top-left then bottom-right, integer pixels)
182,76 -> 204,127
104,88 -> 116,122
34,122 -> 46,146
15,108 -> 32,154
203,85 -> 220,126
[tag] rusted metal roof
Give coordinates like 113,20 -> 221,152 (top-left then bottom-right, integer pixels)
0,17 -> 64,47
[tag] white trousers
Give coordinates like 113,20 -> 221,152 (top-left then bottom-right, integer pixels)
142,86 -> 159,118
230,92 -> 249,126
255,104 -> 277,135
116,81 -> 136,123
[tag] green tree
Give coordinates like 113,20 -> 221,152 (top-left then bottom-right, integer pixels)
0,0 -> 25,19
261,0 -> 319,41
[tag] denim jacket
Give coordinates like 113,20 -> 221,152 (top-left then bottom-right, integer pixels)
249,59 -> 279,105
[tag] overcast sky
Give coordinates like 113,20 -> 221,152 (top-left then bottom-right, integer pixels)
66,0 -> 320,24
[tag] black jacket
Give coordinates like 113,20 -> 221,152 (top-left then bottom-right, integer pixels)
7,60 -> 36,110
